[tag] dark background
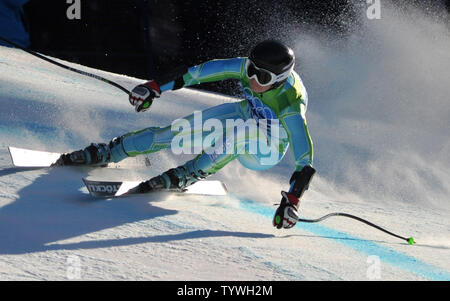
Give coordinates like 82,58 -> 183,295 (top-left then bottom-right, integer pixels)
19,0 -> 450,95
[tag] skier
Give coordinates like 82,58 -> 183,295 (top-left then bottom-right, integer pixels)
54,40 -> 316,230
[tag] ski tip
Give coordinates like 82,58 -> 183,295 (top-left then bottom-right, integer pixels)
7,146 -> 60,167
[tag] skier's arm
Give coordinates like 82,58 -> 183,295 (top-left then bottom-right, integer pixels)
160,57 -> 246,91
129,58 -> 245,112
273,105 -> 315,229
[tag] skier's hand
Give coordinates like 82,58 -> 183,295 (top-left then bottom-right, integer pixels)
129,80 -> 161,112
273,191 -> 299,229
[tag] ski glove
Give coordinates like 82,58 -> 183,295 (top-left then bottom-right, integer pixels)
129,80 -> 161,112
273,191 -> 300,229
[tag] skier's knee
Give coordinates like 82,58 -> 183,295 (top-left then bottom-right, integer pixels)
120,126 -> 162,156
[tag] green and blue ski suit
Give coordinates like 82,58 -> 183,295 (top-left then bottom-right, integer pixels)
112,57 -> 314,190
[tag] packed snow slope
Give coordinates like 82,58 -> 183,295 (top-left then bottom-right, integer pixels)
0,6 -> 449,280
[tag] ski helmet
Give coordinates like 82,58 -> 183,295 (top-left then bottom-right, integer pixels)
248,40 -> 295,88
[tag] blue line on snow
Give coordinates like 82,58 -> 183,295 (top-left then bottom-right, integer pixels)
238,198 -> 450,281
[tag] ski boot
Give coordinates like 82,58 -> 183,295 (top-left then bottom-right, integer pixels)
52,137 -> 127,167
128,159 -> 210,194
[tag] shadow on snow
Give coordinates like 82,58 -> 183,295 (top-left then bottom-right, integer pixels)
0,167 -> 274,255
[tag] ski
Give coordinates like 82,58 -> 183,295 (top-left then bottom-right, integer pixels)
82,178 -> 228,198
8,146 -> 62,167
7,146 -> 150,169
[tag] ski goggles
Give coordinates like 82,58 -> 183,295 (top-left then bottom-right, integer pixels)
245,59 -> 293,87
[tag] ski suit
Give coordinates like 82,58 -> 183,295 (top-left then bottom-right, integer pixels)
109,57 -> 313,188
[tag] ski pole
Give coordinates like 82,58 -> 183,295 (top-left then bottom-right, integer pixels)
298,212 -> 415,245
0,36 -> 131,95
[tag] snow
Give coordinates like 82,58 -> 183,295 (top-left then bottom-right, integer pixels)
0,5 -> 449,280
